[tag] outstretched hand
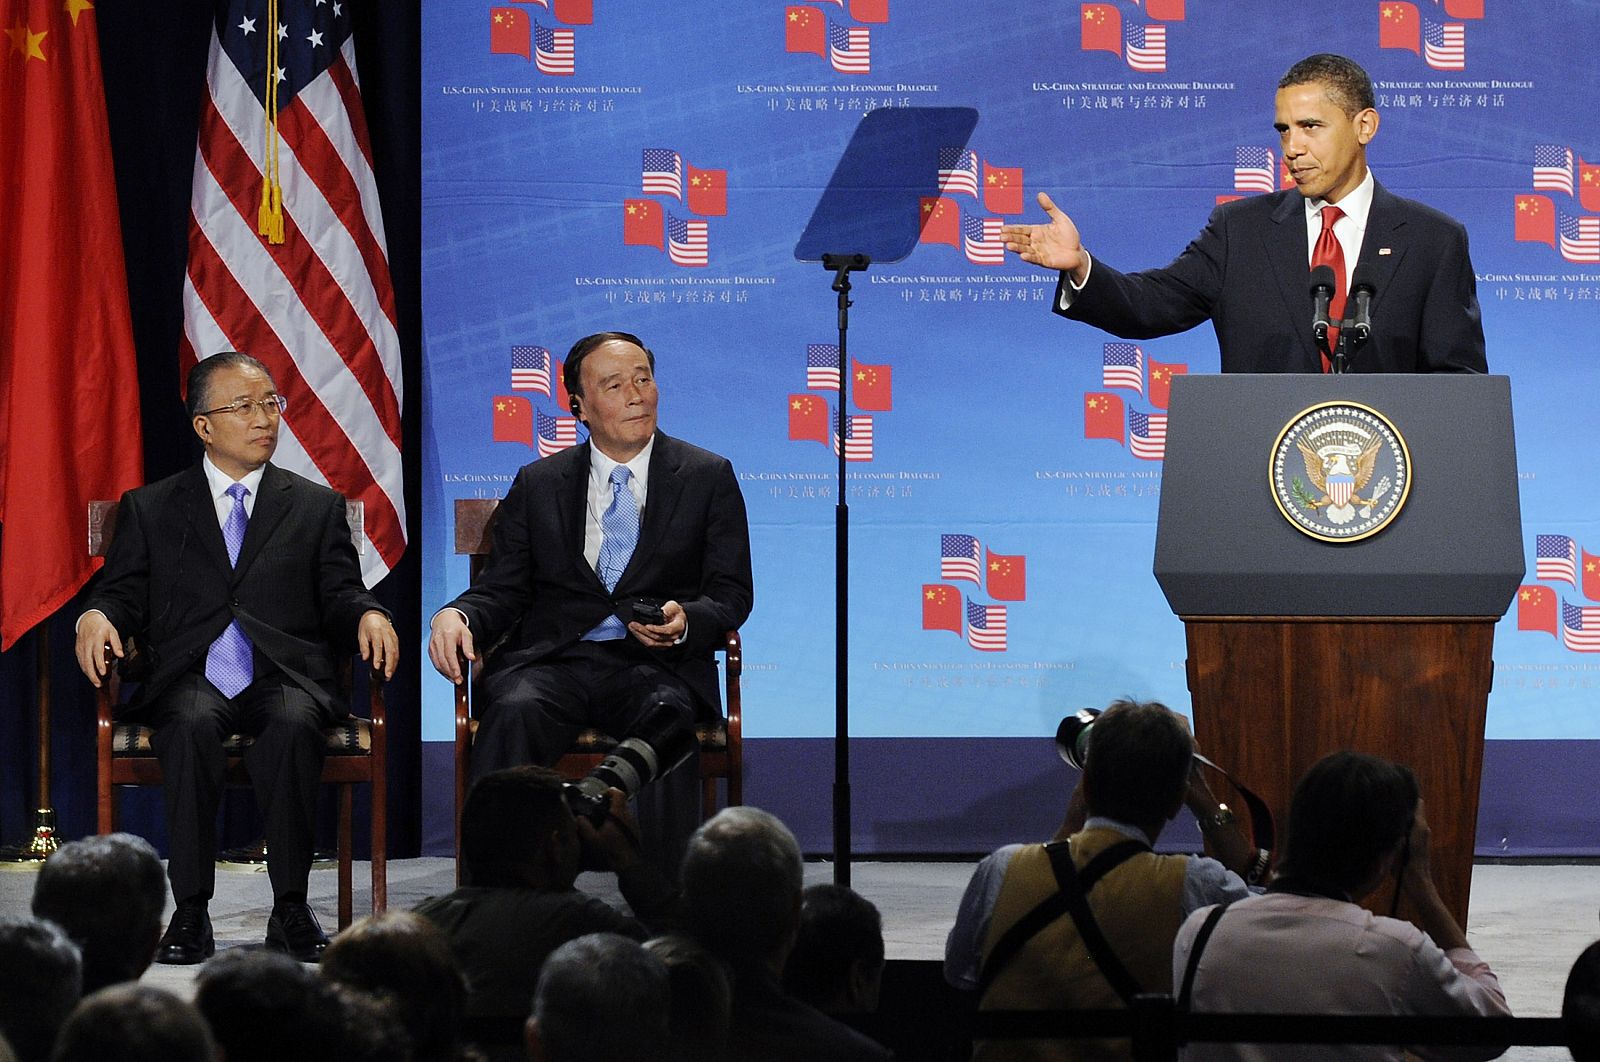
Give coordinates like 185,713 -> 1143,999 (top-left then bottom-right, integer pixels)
1000,192 -> 1088,280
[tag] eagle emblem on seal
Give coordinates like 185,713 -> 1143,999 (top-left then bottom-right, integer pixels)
1270,402 -> 1410,543
1294,435 -> 1389,525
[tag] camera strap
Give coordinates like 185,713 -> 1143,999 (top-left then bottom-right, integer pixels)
1176,899 -> 1233,1012
975,838 -> 1148,1003
1193,751 -> 1276,855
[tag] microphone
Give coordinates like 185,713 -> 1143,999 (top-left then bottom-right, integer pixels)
1348,266 -> 1376,345
1309,265 -> 1336,349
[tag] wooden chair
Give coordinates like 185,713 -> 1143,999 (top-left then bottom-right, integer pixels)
451,498 -> 743,844
89,499 -> 387,929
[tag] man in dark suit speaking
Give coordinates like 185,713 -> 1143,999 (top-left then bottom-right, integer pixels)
428,331 -> 753,871
74,352 -> 398,964
1003,53 -> 1487,375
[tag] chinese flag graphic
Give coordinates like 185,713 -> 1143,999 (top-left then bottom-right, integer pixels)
1214,194 -> 1244,206
1081,4 -> 1122,55
1442,0 -> 1482,17
490,8 -> 532,58
918,197 -> 960,247
788,394 -> 830,443
1145,0 -> 1185,18
623,199 -> 664,248
922,584 -> 963,633
553,357 -> 571,413
554,0 -> 594,25
686,164 -> 728,217
851,359 -> 893,412
493,396 -> 535,445
850,0 -> 889,22
785,6 -> 827,56
1584,550 -> 1600,602
983,162 -> 1025,215
985,550 -> 1027,602
1148,359 -> 1187,410
1581,159 -> 1600,214
1084,393 -> 1126,442
1378,2 -> 1421,54
1514,195 -> 1556,247
1517,585 -> 1558,636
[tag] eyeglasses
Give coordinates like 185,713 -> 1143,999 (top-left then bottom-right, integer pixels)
199,394 -> 288,420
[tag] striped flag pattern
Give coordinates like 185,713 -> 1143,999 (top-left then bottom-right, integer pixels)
1422,18 -> 1464,70
1533,145 -> 1575,196
1234,147 -> 1275,195
512,345 -> 553,394
941,534 -> 982,583
535,21 -> 575,75
966,599 -> 1008,652
1561,601 -> 1600,652
535,409 -> 580,457
1102,343 -> 1144,394
667,214 -> 709,266
1124,23 -> 1166,71
828,21 -> 871,73
963,216 -> 1004,265
937,147 -> 979,198
1536,534 -> 1578,585
1129,410 -> 1167,460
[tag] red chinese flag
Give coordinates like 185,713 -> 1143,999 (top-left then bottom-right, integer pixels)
0,0 -> 144,649
983,162 -> 1025,215
1514,195 -> 1556,247
555,0 -> 594,25
1279,156 -> 1295,190
686,164 -> 728,217
1148,359 -> 1187,410
786,6 -> 827,56
492,396 -> 534,446
490,8 -> 532,58
850,359 -> 893,412
1442,0 -> 1482,17
1583,550 -> 1600,602
1145,0 -> 1185,19
985,550 -> 1027,601
623,199 -> 664,248
850,0 -> 889,22
1214,194 -> 1244,206
922,584 -> 962,634
788,394 -> 830,444
1517,585 -> 1558,636
1081,4 -> 1122,54
919,197 -> 960,247
1580,159 -> 1600,214
1378,2 -> 1420,54
1084,392 -> 1125,443
554,356 -> 572,413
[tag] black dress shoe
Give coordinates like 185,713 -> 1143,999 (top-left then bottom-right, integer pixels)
155,901 -> 214,965
265,900 -> 329,963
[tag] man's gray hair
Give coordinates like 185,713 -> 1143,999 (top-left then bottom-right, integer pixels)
681,806 -> 803,965
531,933 -> 669,1062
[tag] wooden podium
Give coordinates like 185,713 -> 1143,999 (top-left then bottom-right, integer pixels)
1154,375 -> 1523,924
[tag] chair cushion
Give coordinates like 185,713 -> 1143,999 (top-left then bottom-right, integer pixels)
112,717 -> 373,756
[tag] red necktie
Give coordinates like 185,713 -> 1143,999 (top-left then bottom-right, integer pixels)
1311,205 -> 1346,373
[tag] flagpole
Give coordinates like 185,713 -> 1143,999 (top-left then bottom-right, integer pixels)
1,629 -> 60,862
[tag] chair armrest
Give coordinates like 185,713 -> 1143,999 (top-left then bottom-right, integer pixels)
721,630 -> 742,738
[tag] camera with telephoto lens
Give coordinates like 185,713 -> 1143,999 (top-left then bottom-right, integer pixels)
1055,708 -> 1102,770
562,699 -> 697,824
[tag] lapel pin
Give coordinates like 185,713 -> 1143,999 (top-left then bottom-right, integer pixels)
1379,247 -> 1392,255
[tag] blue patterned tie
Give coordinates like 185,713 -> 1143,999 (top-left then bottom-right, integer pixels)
205,483 -> 255,697
584,466 -> 638,641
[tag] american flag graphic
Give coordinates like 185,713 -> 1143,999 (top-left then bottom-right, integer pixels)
1102,343 -> 1144,394
181,0 -> 405,585
829,21 -> 870,73
1422,19 -> 1464,70
512,345 -> 553,394
642,148 -> 683,199
535,408 -> 580,458
667,213 -> 709,267
937,147 -> 979,198
1561,601 -> 1600,652
1537,534 -> 1578,585
966,599 -> 1008,652
1124,23 -> 1166,72
1234,147 -> 1275,195
831,412 -> 874,461
806,343 -> 841,391
535,21 -> 575,75
1559,212 -> 1600,263
1533,145 -> 1575,197
1129,410 -> 1167,460
941,534 -> 982,584
963,216 -> 1004,265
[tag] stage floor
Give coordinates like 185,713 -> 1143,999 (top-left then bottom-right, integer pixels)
3,858 -> 1594,1059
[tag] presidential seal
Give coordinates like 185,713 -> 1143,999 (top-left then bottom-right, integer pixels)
1269,402 -> 1411,543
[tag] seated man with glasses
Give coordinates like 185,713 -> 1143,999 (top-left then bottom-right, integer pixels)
74,351 -> 398,965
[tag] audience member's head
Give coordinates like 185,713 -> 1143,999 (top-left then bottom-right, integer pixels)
195,948 -> 346,1062
1565,940 -> 1600,1062
1080,699 -> 1195,833
783,883 -> 885,1015
0,915 -> 81,1062
328,984 -> 414,1062
0,1030 -> 15,1062
49,984 -> 216,1062
644,934 -> 731,1060
32,833 -> 166,992
1277,750 -> 1419,897
322,910 -> 468,1062
681,806 -> 804,973
526,933 -> 670,1062
459,765 -> 577,889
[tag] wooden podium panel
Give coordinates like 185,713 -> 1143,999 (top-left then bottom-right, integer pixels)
1185,617 -> 1494,925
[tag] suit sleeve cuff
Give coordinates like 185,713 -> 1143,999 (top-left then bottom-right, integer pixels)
1055,253 -> 1093,312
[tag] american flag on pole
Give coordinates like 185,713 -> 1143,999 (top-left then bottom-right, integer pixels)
1559,212 -> 1600,263
963,216 -> 1004,265
1129,410 -> 1168,460
1102,343 -> 1144,395
512,345 -> 553,394
831,412 -> 874,462
1124,23 -> 1166,72
667,213 -> 709,267
940,534 -> 982,584
535,409 -> 580,458
1422,18 -> 1464,70
1234,147 -> 1275,195
937,147 -> 979,198
806,343 -> 841,391
966,599 -> 1008,652
535,21 -> 575,76
1536,534 -> 1579,585
1561,601 -> 1600,652
1533,145 -> 1576,197
642,148 -> 683,199
828,20 -> 871,74
182,0 -> 405,586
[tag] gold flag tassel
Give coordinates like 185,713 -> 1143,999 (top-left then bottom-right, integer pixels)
257,0 -> 285,245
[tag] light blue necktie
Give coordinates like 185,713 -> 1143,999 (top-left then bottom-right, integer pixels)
584,466 -> 638,641
205,483 -> 255,697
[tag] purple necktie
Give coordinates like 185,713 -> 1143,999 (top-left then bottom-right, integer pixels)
205,483 -> 254,698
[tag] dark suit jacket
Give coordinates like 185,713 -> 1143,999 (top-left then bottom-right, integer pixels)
446,431 -> 753,714
1055,180 -> 1487,373
86,462 -> 382,722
